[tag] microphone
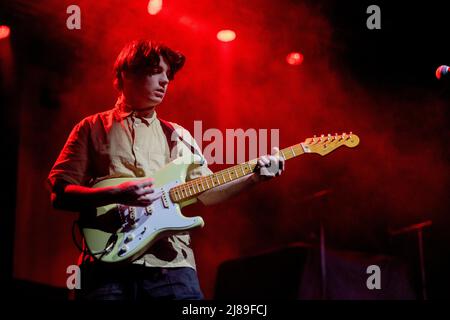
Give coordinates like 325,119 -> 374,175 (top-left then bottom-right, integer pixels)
436,65 -> 449,79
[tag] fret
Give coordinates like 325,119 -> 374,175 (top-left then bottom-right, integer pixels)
169,141 -> 322,204
174,143 -> 305,201
186,185 -> 192,196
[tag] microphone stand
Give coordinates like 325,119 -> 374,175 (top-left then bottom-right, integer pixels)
301,188 -> 333,299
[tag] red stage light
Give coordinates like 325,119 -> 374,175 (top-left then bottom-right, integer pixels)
0,25 -> 10,40
217,30 -> 236,42
147,0 -> 162,15
286,52 -> 304,65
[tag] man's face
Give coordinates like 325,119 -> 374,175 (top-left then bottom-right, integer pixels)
122,55 -> 171,109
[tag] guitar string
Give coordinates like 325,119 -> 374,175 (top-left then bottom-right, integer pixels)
169,144 -> 305,201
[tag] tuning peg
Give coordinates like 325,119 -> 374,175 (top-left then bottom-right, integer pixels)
320,134 -> 325,141
335,133 -> 339,140
327,133 -> 332,141
342,132 -> 347,139
349,131 -> 353,138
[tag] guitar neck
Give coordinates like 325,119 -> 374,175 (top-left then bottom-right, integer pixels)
169,143 -> 305,203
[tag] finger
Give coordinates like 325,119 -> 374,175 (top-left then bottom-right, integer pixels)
139,190 -> 162,199
257,159 -> 265,167
137,191 -> 162,205
140,187 -> 156,195
261,156 -> 270,166
148,191 -> 163,202
269,156 -> 279,170
135,183 -> 155,195
279,158 -> 285,171
277,162 -> 284,175
271,147 -> 280,156
268,155 -> 278,163
138,178 -> 154,188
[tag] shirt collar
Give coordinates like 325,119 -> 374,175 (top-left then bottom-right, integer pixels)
113,95 -> 157,125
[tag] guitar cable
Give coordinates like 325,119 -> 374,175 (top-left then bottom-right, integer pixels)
72,220 -> 114,258
71,219 -> 86,253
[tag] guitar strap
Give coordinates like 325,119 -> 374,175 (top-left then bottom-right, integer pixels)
158,117 -> 204,161
77,118 -> 204,263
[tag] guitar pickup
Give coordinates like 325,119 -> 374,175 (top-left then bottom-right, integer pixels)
161,191 -> 170,208
145,206 -> 153,215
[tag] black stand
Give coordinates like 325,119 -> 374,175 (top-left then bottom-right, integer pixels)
389,220 -> 432,300
303,189 -> 333,299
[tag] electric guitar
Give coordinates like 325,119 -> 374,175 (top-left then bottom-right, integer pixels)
81,132 -> 360,263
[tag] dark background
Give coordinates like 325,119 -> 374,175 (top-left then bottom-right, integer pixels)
1,0 -> 449,299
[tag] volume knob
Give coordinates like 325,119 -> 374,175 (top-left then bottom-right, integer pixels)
118,245 -> 129,256
124,233 -> 135,243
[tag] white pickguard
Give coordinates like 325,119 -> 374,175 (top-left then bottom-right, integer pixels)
114,181 -> 203,258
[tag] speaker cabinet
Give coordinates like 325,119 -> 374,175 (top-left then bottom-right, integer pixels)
214,243 -> 417,299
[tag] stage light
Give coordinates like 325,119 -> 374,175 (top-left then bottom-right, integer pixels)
147,0 -> 162,15
217,30 -> 236,42
286,52 -> 304,66
0,25 -> 10,40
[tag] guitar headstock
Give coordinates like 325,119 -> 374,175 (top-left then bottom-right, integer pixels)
301,132 -> 360,156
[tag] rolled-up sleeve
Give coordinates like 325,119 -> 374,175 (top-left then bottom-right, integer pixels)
47,118 -> 91,192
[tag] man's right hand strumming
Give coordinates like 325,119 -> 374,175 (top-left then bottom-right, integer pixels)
113,177 -> 162,207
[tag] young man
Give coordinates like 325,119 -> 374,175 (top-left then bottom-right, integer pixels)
47,40 -> 284,300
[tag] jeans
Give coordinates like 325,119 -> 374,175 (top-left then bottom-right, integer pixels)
76,263 -> 204,300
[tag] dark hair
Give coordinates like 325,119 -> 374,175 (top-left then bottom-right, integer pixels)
113,40 -> 186,90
